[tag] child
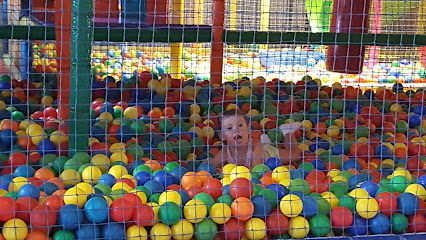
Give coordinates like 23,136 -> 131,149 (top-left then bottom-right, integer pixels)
211,109 -> 301,170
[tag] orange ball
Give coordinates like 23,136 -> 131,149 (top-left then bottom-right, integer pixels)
147,110 -> 161,119
34,168 -> 55,181
196,171 -> 212,185
2,120 -> 19,132
314,122 -> 327,135
395,148 -> 407,159
17,136 -> 34,149
25,229 -> 48,240
231,197 -> 254,221
162,107 -> 176,118
181,172 -> 203,191
260,176 -> 276,187
144,160 -> 162,171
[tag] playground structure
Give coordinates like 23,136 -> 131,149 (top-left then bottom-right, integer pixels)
0,0 -> 425,239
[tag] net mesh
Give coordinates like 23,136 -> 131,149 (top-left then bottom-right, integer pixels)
0,0 -> 425,239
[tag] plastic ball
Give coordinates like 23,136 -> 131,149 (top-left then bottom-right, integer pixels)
84,197 -> 109,223
397,192 -> 420,215
58,204 -> 84,230
63,187 -> 87,208
171,219 -> 194,240
81,166 -> 102,184
75,224 -> 100,239
158,202 -> 181,225
231,197 -> 254,221
346,215 -> 368,236
184,199 -> 207,223
210,203 -> 231,224
356,198 -> 379,219
150,223 -> 171,240
309,214 -> 330,237
229,178 -> 253,199
370,213 -> 390,234
194,218 -> 218,240
245,218 -> 266,240
17,183 -> 40,200
330,206 -> 353,228
101,223 -> 126,240
2,218 -> 28,240
288,216 -> 309,239
280,194 -> 303,217
229,166 -> 251,181
404,183 -> 426,201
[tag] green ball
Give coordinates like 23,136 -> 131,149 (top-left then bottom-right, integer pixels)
252,184 -> 262,196
11,111 -> 24,120
77,163 -> 90,175
126,143 -> 144,159
391,212 -> 409,233
164,162 -> 180,173
134,186 -> 152,199
193,193 -> 215,214
395,120 -> 409,134
113,108 -> 123,119
309,102 -> 322,113
338,195 -> 356,212
109,189 -> 127,201
150,193 -> 161,204
316,197 -> 331,215
264,106 -> 278,115
94,184 -> 112,195
63,158 -> 83,171
355,125 -> 369,139
53,230 -> 75,240
0,75 -> 11,82
298,162 -> 314,173
375,187 -> 392,196
159,119 -> 174,133
259,189 -> 278,209
330,181 -> 349,198
309,214 -> 331,237
158,141 -> 174,154
190,137 -> 205,150
338,170 -> 354,180
73,152 -> 91,164
390,176 -> 410,193
331,99 -> 345,113
267,129 -> 283,143
158,202 -> 181,225
289,179 -> 310,196
52,156 -> 69,173
40,154 -> 56,166
195,218 -> 218,240
174,140 -> 191,160
251,164 -> 270,179
130,121 -> 146,134
216,195 -> 234,207
212,104 -> 223,114
5,191 -> 18,200
133,164 -> 153,175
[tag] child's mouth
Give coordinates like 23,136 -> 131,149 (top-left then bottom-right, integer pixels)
235,135 -> 243,142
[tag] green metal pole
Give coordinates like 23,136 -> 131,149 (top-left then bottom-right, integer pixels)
68,0 -> 93,156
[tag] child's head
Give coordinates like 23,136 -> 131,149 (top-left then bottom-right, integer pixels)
219,109 -> 250,146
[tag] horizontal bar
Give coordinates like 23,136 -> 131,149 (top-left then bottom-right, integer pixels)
223,31 -> 426,46
1,25 -> 426,46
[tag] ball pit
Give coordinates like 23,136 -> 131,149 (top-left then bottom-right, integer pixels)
1,64 -> 426,240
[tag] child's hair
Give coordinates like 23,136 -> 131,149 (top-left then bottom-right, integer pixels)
219,108 -> 249,129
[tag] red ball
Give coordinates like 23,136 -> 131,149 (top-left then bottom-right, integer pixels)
0,197 -> 15,222
132,204 -> 154,227
7,152 -> 27,167
109,125 -> 121,135
407,214 -> 426,233
166,184 -> 181,191
330,206 -> 353,228
30,205 -> 58,230
305,170 -> 326,182
186,185 -> 204,199
202,178 -> 223,201
110,198 -> 134,222
28,153 -> 42,164
116,178 -> 135,189
229,178 -> 253,199
122,193 -> 142,208
43,107 -> 57,119
406,157 -> 421,171
15,197 -> 39,222
219,218 -> 246,240
31,111 -> 44,119
43,195 -> 65,211
266,208 -> 289,236
375,192 -> 397,217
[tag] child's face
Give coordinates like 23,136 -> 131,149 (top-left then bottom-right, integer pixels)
221,115 -> 250,146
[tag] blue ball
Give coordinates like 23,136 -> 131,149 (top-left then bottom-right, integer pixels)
342,159 -> 361,171
75,223 -> 100,240
347,174 -> 367,190
418,175 -> 426,189
364,89 -> 375,100
130,159 -> 146,172
134,171 -> 152,186
310,159 -> 326,171
370,213 -> 390,234
265,157 -> 282,170
13,165 -> 35,178
409,114 -> 422,128
267,183 -> 289,200
346,215 -> 368,236
413,105 -> 426,116
58,204 -> 84,230
101,222 -> 126,240
152,171 -> 174,188
38,182 -> 59,195
397,192 -> 420,215
222,185 -> 230,196
38,139 -> 57,156
97,174 -> 116,188
100,103 -> 114,115
306,80 -> 318,90
290,169 -> 304,180
143,180 -> 165,195
17,184 -> 40,200
197,162 -> 217,175
0,110 -> 11,121
392,83 -> 404,93
176,190 -> 191,205
375,145 -> 391,159
251,178 -> 262,185
359,181 -> 379,197
0,129 -> 17,146
252,195 -> 272,217
170,167 -> 189,184
84,197 -> 109,223
332,144 -> 344,155
0,175 -> 13,185
301,196 -> 317,217
116,126 -> 133,142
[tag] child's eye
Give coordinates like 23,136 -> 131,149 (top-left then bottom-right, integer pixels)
227,127 -> 232,130
239,124 -> 243,127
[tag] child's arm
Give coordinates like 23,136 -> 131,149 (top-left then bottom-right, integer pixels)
279,133 -> 300,165
211,149 -> 225,173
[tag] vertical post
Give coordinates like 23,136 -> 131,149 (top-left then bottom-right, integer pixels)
68,0 -> 93,155
170,0 -> 183,79
55,0 -> 71,120
193,0 -> 203,56
367,0 -> 381,68
260,0 -> 270,31
418,1 -> 426,68
229,0 -> 237,30
210,0 -> 224,84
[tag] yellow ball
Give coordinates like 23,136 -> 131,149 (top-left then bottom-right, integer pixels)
0,100 -> 6,110
91,154 -> 110,173
148,202 -> 160,225
27,123 -> 43,137
183,86 -> 196,98
75,182 -> 95,194
108,165 -> 129,179
8,177 -> 29,192
49,130 -> 68,145
327,125 -> 340,138
229,166 -> 251,181
2,218 -> 28,240
156,83 -> 167,96
321,192 -> 339,209
272,166 -> 290,183
0,189 -> 8,197
327,169 -> 340,179
129,190 -> 148,204
184,199 -> 207,223
201,126 -> 215,139
226,104 -> 238,111
288,216 -> 310,239
189,114 -> 202,125
357,137 -> 369,143
150,223 -> 171,240
332,176 -> 347,183
81,166 -> 102,184
99,112 -> 113,123
159,191 -> 182,206
405,184 -> 426,201
64,187 -> 87,208
110,152 -> 128,164
41,95 -> 54,106
222,164 -> 236,178
210,203 -> 231,224
221,177 -> 232,186
259,118 -> 271,129
59,169 -> 81,186
148,80 -> 159,89
238,86 -> 252,97
280,194 -> 303,217
334,119 -> 344,129
112,182 -> 133,192
127,225 -> 148,240
110,142 -> 126,153
390,103 -> 403,113
390,169 -> 412,182
171,220 -> 194,240
356,198 -> 379,219
279,178 -> 291,187
249,109 -> 259,117
349,188 -> 370,200
19,120 -> 32,131
190,104 -> 201,114
245,218 -> 266,240
301,120 -> 313,131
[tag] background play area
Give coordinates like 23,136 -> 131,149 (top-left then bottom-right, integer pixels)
0,0 -> 425,239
